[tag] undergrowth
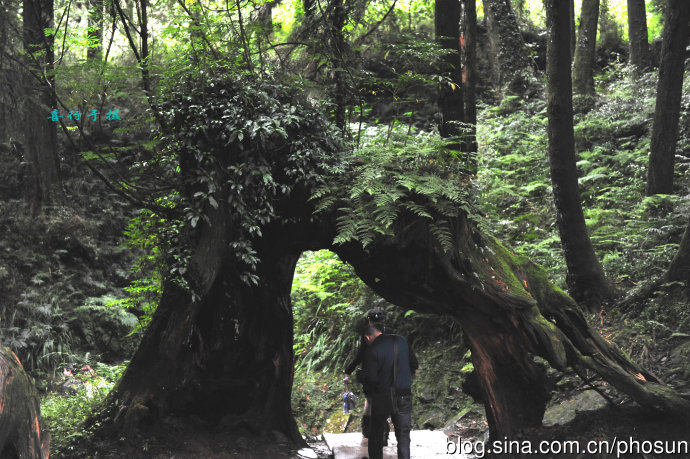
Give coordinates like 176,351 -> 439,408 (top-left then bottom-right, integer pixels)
478,63 -> 690,292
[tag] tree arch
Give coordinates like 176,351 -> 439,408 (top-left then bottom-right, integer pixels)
89,73 -> 690,449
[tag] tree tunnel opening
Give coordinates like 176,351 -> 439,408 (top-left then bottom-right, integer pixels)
289,249 -> 474,438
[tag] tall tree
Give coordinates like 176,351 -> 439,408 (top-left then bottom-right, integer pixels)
23,0 -> 60,208
572,0 -> 600,97
435,0 -> 464,143
462,0 -> 478,155
483,0 -> 532,96
646,0 -> 690,195
569,0 -> 576,58
328,0 -> 347,132
87,0 -> 104,61
627,0 -> 652,74
544,0 -> 615,310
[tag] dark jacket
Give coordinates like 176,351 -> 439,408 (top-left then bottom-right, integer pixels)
362,334 -> 418,397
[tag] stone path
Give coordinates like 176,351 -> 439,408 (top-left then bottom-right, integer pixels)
323,430 -> 472,458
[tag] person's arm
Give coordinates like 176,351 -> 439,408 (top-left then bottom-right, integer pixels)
344,338 -> 366,374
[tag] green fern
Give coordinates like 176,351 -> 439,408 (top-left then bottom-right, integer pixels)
314,128 -> 480,253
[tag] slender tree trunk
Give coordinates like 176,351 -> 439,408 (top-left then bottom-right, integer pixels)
646,0 -> 690,196
569,0 -> 576,59
572,0 -> 600,97
435,0 -> 464,145
483,0 -> 532,97
462,0 -> 478,156
329,0 -> 347,132
0,0 -> 9,142
544,0 -> 615,310
627,0 -> 652,74
23,0 -> 60,209
87,0 -> 104,61
140,0 -> 150,93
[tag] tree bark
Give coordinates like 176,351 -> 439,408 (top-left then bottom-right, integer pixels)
97,205 -> 324,445
569,0 -> 576,59
435,0 -> 464,145
483,0 -> 532,97
627,0 -> 652,74
664,216 -> 690,285
544,0 -> 615,310
646,0 -> 690,196
23,0 -> 60,209
462,0 -> 478,156
572,0 -> 600,97
0,347 -> 50,458
87,0 -> 104,61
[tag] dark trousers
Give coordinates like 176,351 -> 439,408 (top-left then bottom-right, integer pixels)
368,393 -> 412,459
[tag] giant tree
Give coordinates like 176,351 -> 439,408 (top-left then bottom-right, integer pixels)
627,0 -> 652,74
483,0 -> 532,96
572,0 -> 600,97
83,72 -> 690,450
646,0 -> 690,195
544,0 -> 615,309
23,0 -> 60,208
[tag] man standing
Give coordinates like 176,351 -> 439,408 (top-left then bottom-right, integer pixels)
359,320 -> 418,459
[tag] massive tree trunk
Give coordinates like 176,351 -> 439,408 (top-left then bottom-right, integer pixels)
627,0 -> 652,74
646,0 -> 690,196
0,347 -> 50,458
95,197 -> 690,444
23,0 -> 60,209
544,0 -> 615,310
462,0 -> 478,156
572,0 -> 600,97
97,210 -> 325,445
434,0 -> 464,146
483,0 -> 532,97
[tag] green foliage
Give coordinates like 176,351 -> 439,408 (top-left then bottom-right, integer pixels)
2,286 -> 75,375
292,250 -> 368,373
314,126 -> 480,252
154,69 -> 343,287
73,296 -> 139,359
42,361 -> 127,455
478,62 -> 690,290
